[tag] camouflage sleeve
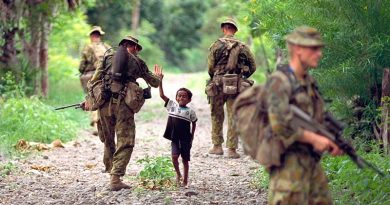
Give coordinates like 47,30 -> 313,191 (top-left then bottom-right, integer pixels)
142,65 -> 161,88
266,75 -> 303,148
241,45 -> 256,78
79,46 -> 89,73
88,59 -> 103,85
207,43 -> 217,78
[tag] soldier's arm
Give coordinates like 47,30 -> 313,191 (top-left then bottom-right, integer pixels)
266,75 -> 303,148
207,43 -> 217,78
242,45 -> 257,78
138,62 -> 161,88
79,46 -> 89,73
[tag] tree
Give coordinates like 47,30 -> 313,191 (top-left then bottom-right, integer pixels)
0,0 -> 79,96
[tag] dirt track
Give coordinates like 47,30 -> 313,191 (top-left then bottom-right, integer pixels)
0,73 -> 267,205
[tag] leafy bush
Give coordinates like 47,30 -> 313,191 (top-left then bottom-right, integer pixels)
0,72 -> 27,99
0,97 -> 78,156
0,162 -> 15,178
250,166 -> 269,189
322,149 -> 390,205
137,156 -> 175,190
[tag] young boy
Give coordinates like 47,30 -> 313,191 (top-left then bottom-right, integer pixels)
154,65 -> 197,187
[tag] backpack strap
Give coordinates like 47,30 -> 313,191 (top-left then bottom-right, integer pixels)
273,64 -> 305,102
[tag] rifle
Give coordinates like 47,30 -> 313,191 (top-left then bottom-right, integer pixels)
54,103 -> 82,110
290,105 -> 385,177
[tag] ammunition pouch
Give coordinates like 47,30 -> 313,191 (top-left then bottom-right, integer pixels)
239,78 -> 254,93
205,79 -> 219,97
87,79 -> 110,111
124,82 -> 145,113
143,85 -> 152,99
222,73 -> 239,95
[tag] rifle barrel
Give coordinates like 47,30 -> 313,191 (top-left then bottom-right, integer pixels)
54,103 -> 81,110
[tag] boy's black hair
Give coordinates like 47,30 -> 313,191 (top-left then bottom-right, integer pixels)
176,88 -> 192,99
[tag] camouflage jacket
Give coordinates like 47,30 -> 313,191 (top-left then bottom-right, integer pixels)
89,52 -> 160,88
265,66 -> 325,157
79,42 -> 111,74
207,34 -> 256,78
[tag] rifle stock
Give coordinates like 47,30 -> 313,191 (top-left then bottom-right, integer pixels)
290,105 -> 385,177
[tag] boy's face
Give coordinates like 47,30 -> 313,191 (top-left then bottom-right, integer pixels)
176,90 -> 191,107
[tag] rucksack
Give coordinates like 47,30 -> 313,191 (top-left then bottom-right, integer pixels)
233,66 -> 298,168
217,38 -> 244,73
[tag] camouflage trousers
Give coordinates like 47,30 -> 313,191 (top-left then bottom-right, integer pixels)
268,151 -> 332,205
98,98 -> 136,176
210,94 -> 238,149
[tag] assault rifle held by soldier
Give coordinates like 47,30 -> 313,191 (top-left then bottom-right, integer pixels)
290,105 -> 385,177
54,103 -> 83,110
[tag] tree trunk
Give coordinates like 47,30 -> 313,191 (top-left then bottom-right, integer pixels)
380,68 -> 389,155
0,28 -> 18,68
131,0 -> 140,34
39,13 -> 51,97
26,7 -> 42,95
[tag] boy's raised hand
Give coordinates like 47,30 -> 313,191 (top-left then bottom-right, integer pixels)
154,64 -> 164,80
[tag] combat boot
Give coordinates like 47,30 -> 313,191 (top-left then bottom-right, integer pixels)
227,148 -> 240,159
208,145 -> 223,155
110,175 -> 131,191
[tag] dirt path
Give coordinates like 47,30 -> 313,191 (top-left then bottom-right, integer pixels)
0,73 -> 267,205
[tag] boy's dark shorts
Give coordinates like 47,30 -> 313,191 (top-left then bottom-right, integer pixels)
171,141 -> 192,161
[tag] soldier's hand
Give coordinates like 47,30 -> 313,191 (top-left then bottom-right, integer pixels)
154,64 -> 164,80
312,133 -> 343,156
301,130 -> 343,156
80,101 -> 91,111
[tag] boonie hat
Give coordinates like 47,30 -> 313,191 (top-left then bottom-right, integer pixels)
285,26 -> 324,47
89,26 -> 105,35
221,18 -> 238,31
119,35 -> 143,51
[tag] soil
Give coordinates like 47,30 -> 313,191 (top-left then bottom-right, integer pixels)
0,73 -> 267,205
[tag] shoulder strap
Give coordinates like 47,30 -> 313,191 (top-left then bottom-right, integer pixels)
272,64 -> 303,101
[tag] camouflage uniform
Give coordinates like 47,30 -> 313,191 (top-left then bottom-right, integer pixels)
266,26 -> 332,205
207,20 -> 256,150
90,36 -> 160,176
79,26 -> 111,126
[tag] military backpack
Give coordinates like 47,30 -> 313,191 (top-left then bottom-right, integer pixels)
233,65 -> 301,168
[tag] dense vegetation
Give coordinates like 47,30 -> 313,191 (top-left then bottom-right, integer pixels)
0,0 -> 388,204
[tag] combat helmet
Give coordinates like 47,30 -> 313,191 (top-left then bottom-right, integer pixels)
285,26 -> 324,47
221,18 -> 238,31
89,26 -> 105,36
119,35 -> 143,51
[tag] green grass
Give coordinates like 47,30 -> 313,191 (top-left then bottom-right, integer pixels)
0,97 -> 78,157
44,78 -> 89,128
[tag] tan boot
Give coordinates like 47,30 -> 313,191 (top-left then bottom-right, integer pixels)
110,175 -> 131,191
227,148 -> 240,159
208,145 -> 223,155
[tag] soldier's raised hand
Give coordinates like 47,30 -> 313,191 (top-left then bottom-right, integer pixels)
154,64 -> 164,80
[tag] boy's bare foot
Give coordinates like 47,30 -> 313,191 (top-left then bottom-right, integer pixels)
182,180 -> 188,188
176,175 -> 182,186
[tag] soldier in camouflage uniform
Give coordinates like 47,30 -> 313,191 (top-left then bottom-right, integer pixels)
207,18 -> 256,158
86,36 -> 160,191
266,26 -> 343,205
79,26 -> 111,132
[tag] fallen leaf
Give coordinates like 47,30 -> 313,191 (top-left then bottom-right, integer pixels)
85,163 -> 97,169
15,139 -> 30,151
51,139 -> 64,148
31,165 -> 51,172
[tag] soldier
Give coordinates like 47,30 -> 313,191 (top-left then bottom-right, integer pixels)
79,26 -> 111,133
83,35 -> 160,191
207,18 -> 256,158
266,26 -> 343,204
